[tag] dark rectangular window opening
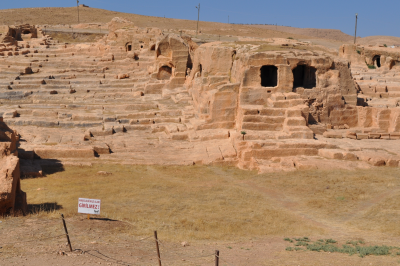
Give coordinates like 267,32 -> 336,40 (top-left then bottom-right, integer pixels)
260,65 -> 278,87
293,65 -> 316,90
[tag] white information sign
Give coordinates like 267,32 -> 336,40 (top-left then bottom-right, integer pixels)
78,198 -> 101,215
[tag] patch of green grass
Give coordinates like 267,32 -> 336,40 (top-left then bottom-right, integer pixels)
367,64 -> 376,69
325,239 -> 337,244
286,246 -> 304,251
284,237 -> 293,243
294,237 -> 310,242
295,241 -> 309,247
286,238 -> 400,258
346,240 -> 364,246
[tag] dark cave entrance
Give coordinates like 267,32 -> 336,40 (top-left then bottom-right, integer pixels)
373,55 -> 381,68
292,65 -> 317,90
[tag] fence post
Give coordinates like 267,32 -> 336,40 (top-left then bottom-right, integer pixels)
61,214 -> 73,252
154,231 -> 162,266
215,250 -> 219,266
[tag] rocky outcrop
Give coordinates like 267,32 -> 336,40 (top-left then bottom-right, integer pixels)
0,118 -> 27,215
2,19 -> 400,173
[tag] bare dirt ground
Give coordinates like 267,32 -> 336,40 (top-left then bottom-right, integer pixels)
250,25 -> 354,43
2,217 -> 400,266
358,35 -> 400,46
2,165 -> 400,265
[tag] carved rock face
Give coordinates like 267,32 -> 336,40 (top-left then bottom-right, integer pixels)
0,121 -> 26,215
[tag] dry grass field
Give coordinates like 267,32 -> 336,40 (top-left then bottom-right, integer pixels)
20,164 -> 400,240
2,165 -> 400,265
22,165 -> 322,241
0,7 -> 308,40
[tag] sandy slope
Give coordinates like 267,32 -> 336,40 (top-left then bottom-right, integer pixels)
0,7 -> 398,50
250,24 -> 355,42
0,7 -> 309,40
357,35 -> 400,46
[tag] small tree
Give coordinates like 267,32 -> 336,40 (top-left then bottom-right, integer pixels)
241,131 -> 247,140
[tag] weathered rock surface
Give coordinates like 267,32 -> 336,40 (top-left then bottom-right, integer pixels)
1,20 -> 400,173
0,119 -> 27,215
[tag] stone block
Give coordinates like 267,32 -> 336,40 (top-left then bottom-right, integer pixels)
376,85 -> 387,93
356,133 -> 369,140
343,152 -> 358,161
390,133 -> 400,140
368,157 -> 386,166
171,133 -> 189,141
381,133 -> 390,140
318,149 -> 343,160
144,83 -> 165,94
323,131 -> 343,139
90,127 -> 114,137
34,147 -> 94,159
93,142 -> 110,154
387,158 -> 399,167
368,133 -> 381,139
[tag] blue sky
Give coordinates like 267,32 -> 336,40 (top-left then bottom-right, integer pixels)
2,0 -> 398,37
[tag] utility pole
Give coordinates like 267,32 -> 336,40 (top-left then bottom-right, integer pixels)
196,3 -> 200,37
77,0 -> 80,24
228,15 -> 229,24
354,13 -> 358,44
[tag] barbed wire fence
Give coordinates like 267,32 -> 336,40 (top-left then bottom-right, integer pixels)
0,213 -> 238,266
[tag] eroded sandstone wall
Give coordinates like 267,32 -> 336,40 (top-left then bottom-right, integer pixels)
187,43 -> 357,132
0,118 -> 27,215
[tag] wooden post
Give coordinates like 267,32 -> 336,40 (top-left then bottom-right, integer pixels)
215,250 -> 219,266
87,214 -> 90,220
61,214 -> 73,252
154,231 -> 162,266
